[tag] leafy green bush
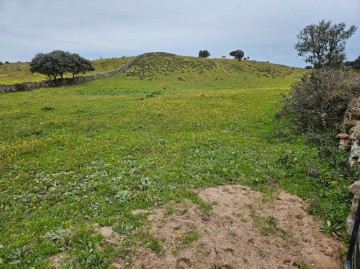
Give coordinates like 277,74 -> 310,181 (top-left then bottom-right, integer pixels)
277,68 -> 360,132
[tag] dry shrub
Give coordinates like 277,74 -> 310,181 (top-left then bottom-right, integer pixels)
278,68 -> 360,132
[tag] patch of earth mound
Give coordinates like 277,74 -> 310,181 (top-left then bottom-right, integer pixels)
129,185 -> 344,269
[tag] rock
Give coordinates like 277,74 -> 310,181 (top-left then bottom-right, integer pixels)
283,258 -> 291,264
349,127 -> 355,135
201,213 -> 210,222
349,139 -> 360,166
350,141 -> 360,158
324,248 -> 334,257
247,237 -> 254,244
336,133 -> 349,139
349,158 -> 360,167
339,144 -> 351,151
339,139 -> 352,151
350,198 -> 359,215
340,139 -> 352,146
347,215 -> 355,235
354,126 -> 360,139
344,120 -> 358,132
349,182 -> 360,196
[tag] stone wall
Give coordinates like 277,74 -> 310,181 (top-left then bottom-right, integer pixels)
0,52 -> 175,93
338,96 -> 360,234
337,96 -> 360,166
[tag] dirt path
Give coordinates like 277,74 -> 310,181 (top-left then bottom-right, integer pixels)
126,185 -> 344,269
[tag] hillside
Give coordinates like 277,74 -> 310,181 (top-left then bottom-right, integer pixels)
0,54 -> 300,86
54,53 -> 302,92
0,54 -> 349,268
0,56 -> 134,84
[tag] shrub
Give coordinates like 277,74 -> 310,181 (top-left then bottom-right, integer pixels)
277,68 -> 360,131
0,61 -> 3,65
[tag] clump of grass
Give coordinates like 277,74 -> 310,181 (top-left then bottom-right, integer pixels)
172,226 -> 200,255
248,205 -> 278,236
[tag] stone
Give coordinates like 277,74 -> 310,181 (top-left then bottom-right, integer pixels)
349,182 -> 360,196
344,120 -> 357,132
324,248 -> 333,256
340,139 -> 352,146
354,127 -> 360,140
336,133 -> 349,139
339,144 -> 351,151
349,127 -> 355,135
350,141 -> 360,158
350,197 -> 360,213
339,139 -> 352,151
349,158 -> 360,167
347,215 -> 355,235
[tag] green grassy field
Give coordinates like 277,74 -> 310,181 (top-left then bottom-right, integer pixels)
0,54 -> 354,268
0,57 -> 134,84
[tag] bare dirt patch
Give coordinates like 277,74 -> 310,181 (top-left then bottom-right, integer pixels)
127,185 -> 344,269
94,225 -> 120,245
47,252 -> 68,268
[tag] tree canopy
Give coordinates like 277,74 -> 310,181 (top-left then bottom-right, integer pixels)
198,50 -> 210,58
30,50 -> 94,81
294,20 -> 357,69
229,50 -> 244,60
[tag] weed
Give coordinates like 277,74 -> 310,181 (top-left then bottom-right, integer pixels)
182,229 -> 200,245
249,205 -> 278,236
299,260 -> 313,269
41,106 -> 54,111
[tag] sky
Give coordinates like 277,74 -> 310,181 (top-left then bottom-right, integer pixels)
0,0 -> 359,67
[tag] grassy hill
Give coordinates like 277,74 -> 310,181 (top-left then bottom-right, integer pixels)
0,57 -> 134,84
0,54 -> 351,268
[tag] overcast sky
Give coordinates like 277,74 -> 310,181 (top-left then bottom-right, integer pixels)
0,0 -> 359,67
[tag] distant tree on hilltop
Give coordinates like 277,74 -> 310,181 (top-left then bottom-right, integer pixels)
30,50 -> 94,81
230,50 -> 244,60
354,56 -> 360,70
346,56 -> 360,70
295,20 -> 357,68
199,50 -> 210,58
